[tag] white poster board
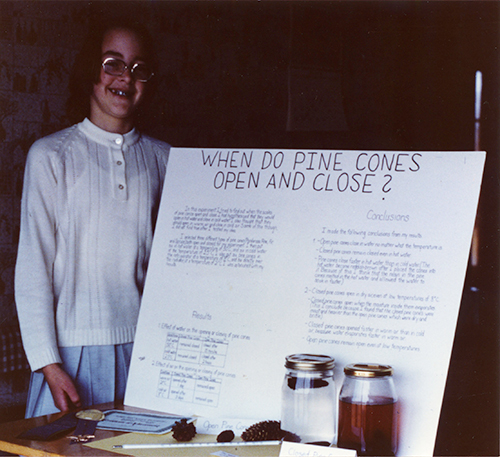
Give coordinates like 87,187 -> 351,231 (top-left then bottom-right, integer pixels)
125,149 -> 485,457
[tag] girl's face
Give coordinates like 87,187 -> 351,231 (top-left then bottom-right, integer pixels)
90,28 -> 148,133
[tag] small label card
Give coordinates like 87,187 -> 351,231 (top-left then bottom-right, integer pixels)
97,410 -> 191,434
195,417 -> 262,435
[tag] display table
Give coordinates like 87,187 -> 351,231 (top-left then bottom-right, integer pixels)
0,402 -> 156,456
0,402 -> 281,457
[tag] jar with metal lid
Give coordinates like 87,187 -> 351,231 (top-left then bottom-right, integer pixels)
337,363 -> 398,456
281,354 -> 336,445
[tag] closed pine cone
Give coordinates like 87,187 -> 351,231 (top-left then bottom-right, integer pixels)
241,420 -> 283,441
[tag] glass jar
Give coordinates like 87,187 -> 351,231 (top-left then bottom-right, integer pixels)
281,353 -> 336,445
337,363 -> 398,456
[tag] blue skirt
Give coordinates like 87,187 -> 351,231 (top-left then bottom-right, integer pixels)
25,343 -> 133,418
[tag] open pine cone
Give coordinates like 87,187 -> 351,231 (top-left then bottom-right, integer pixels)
172,418 -> 196,442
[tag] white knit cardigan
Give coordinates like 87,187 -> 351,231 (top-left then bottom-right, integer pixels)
15,119 -> 170,372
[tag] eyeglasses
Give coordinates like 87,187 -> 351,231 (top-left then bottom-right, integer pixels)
102,57 -> 154,82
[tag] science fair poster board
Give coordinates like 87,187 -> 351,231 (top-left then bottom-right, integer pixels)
125,148 -> 485,456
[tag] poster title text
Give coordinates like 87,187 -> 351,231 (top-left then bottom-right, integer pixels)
201,150 -> 422,193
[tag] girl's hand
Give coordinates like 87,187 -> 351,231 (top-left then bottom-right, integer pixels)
42,363 -> 82,412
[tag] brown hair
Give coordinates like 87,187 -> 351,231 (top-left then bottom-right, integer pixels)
66,17 -> 157,126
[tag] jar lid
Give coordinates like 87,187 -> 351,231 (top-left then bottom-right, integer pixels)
285,354 -> 335,371
344,363 -> 393,377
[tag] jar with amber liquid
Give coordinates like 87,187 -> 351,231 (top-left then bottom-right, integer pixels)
337,363 -> 398,456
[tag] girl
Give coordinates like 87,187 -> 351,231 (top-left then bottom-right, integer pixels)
15,19 -> 170,417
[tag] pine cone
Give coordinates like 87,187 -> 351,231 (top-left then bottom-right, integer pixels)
217,430 -> 235,442
241,420 -> 283,441
241,420 -> 301,442
172,418 -> 196,442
